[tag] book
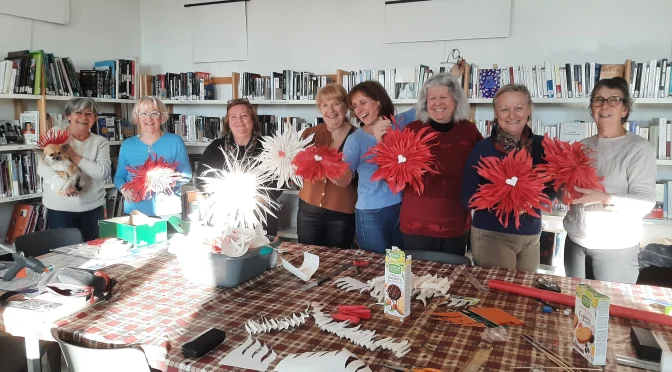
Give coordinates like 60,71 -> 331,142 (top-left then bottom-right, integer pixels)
19,111 -> 39,145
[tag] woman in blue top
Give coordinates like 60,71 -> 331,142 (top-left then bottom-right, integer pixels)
114,96 -> 192,217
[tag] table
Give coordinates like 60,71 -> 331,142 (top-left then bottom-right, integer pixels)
3,242 -> 672,371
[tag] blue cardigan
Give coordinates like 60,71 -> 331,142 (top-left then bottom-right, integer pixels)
114,133 -> 192,217
343,109 -> 416,210
461,134 -> 556,235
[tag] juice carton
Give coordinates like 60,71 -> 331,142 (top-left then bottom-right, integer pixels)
573,284 -> 610,365
384,246 -> 411,321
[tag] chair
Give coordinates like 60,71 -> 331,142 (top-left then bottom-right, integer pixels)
636,266 -> 672,289
50,328 -> 160,372
406,250 -> 473,266
0,334 -> 61,372
14,228 -> 84,257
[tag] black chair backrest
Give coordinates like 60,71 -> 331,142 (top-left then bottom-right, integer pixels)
636,266 -> 672,289
14,228 -> 84,257
407,250 -> 473,266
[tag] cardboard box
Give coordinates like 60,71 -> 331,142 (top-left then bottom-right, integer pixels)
98,216 -> 167,247
384,246 -> 411,321
573,284 -> 610,365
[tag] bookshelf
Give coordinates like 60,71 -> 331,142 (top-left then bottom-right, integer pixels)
0,94 -> 41,101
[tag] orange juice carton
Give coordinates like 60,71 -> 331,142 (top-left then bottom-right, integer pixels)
573,284 -> 610,365
384,246 -> 411,321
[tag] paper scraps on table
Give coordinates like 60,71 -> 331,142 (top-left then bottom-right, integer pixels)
245,310 -> 310,335
439,296 -> 481,308
334,277 -> 369,292
275,349 -> 372,372
282,252 -> 319,281
53,238 -> 133,260
312,303 -> 411,358
218,336 -> 277,371
431,308 -> 524,328
368,274 -> 451,306
331,305 -> 371,325
214,225 -> 269,257
258,130 -> 314,189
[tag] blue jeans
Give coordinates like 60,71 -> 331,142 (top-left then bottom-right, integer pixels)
355,203 -> 403,254
46,206 -> 105,242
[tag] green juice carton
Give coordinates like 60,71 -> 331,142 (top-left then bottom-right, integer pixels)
384,246 -> 412,321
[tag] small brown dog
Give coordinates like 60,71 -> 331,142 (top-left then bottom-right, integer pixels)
41,143 -> 84,194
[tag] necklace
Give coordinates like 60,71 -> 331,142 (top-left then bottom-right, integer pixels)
140,132 -> 163,153
329,125 -> 351,148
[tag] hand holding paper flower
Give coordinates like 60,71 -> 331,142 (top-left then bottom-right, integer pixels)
364,116 -> 439,194
468,149 -> 551,229
121,154 -> 185,201
292,145 -> 349,183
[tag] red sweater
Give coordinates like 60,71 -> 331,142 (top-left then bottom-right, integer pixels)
400,120 -> 483,238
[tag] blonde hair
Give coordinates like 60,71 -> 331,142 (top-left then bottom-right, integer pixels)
316,83 -> 348,106
132,96 -> 169,124
416,73 -> 469,122
493,84 -> 533,107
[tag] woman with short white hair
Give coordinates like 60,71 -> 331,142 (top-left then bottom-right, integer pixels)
114,96 -> 192,217
400,73 -> 482,255
38,97 -> 112,241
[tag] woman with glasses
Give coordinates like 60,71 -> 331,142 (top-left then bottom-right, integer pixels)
195,98 -> 282,235
114,96 -> 192,217
38,97 -> 112,241
563,77 -> 655,284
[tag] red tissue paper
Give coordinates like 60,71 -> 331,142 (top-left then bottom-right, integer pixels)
122,154 -> 182,201
489,280 -> 672,328
36,128 -> 70,148
535,134 -> 604,205
292,145 -> 349,183
364,117 -> 439,194
468,149 -> 551,229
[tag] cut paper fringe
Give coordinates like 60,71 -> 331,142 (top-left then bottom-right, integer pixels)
311,303 -> 411,358
367,274 -> 451,307
468,149 -> 552,229
36,128 -> 70,148
364,116 -> 439,194
198,147 -> 279,231
275,349 -> 372,372
218,336 -> 277,371
121,154 -> 184,201
535,134 -> 605,205
258,130 -> 314,188
245,310 -> 310,335
292,145 -> 349,183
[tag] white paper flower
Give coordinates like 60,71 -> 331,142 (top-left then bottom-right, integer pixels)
258,130 -> 314,188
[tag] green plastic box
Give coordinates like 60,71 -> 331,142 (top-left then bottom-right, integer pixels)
98,216 -> 168,247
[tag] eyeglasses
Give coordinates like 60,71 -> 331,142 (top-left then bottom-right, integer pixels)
136,111 -> 161,119
591,96 -> 624,107
227,98 -> 250,109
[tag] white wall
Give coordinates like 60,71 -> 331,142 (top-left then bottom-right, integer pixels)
0,0 -> 141,240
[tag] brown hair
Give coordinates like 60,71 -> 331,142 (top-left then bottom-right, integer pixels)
346,81 -> 395,125
589,77 -> 632,124
316,83 -> 348,106
223,100 -> 262,135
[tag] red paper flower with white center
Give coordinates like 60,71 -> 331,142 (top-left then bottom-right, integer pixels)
36,128 -> 70,148
535,134 -> 605,205
364,117 -> 439,194
292,145 -> 349,183
468,149 -> 552,229
122,154 -> 184,201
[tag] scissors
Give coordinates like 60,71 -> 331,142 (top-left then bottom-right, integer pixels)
535,277 -> 561,293
381,364 -> 441,372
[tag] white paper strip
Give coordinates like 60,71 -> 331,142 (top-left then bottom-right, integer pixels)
282,252 -> 319,282
219,336 -> 277,371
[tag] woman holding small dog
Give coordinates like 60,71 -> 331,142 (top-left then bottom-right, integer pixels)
37,98 -> 112,242
114,96 -> 192,217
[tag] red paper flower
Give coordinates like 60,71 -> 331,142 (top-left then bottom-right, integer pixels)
292,145 -> 349,183
122,154 -> 183,201
535,135 -> 605,205
364,117 -> 439,194
468,149 -> 552,229
37,128 -> 70,148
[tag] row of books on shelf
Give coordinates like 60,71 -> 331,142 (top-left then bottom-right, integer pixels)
341,66 -> 440,100
0,152 -> 42,198
465,58 -> 672,100
0,111 -> 39,146
650,181 -> 672,219
238,71 -> 334,101
4,202 -> 46,245
1,50 -> 139,99
164,114 -> 220,143
258,115 -> 319,137
148,72 -> 211,101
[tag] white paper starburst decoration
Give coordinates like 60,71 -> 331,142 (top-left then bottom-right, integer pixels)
199,147 -> 280,232
258,130 -> 314,188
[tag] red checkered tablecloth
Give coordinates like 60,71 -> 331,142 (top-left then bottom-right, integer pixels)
7,242 -> 672,371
